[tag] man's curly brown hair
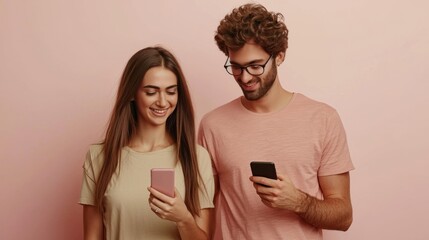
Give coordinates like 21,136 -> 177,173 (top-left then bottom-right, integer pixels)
215,3 -> 289,57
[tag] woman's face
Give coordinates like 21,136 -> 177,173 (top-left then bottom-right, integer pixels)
134,66 -> 178,127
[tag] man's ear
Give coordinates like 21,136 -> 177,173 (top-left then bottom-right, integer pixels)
275,52 -> 285,66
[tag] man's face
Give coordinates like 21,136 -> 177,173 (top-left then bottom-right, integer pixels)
227,43 -> 278,101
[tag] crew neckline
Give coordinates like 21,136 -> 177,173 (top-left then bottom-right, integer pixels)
124,144 -> 176,155
239,92 -> 297,116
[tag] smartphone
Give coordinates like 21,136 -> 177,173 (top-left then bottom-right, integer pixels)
151,168 -> 175,197
250,161 -> 277,179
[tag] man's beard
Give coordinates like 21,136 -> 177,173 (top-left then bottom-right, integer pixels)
241,62 -> 277,101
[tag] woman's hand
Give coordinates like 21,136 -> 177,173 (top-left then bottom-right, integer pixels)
147,187 -> 193,225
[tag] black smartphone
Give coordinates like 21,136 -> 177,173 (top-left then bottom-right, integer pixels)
250,161 -> 277,179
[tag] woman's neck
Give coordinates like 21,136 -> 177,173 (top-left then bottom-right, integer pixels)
128,125 -> 174,152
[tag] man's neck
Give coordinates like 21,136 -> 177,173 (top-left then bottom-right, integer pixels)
241,82 -> 293,113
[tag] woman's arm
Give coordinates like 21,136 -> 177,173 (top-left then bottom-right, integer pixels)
176,208 -> 213,240
83,205 -> 103,240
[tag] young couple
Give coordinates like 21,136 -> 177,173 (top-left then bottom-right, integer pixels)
79,3 -> 354,240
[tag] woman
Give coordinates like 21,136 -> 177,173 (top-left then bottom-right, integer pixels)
79,46 -> 214,239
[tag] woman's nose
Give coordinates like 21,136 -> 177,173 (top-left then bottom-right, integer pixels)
156,93 -> 167,107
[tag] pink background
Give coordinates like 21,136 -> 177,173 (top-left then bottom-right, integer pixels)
1,0 -> 428,239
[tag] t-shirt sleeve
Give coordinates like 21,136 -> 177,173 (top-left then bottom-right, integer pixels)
197,146 -> 215,209
78,150 -> 97,206
198,120 -> 218,176
318,110 -> 354,176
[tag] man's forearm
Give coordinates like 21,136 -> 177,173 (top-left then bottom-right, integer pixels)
296,191 -> 353,231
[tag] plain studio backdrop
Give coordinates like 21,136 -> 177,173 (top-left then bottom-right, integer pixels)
1,0 -> 428,239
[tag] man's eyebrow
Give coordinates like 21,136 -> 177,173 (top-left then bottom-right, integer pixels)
143,85 -> 178,90
229,58 -> 265,66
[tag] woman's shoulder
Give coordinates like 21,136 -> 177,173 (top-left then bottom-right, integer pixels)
88,143 -> 103,154
196,144 -> 209,156
196,145 -> 212,165
87,144 -> 104,159
83,144 -> 105,169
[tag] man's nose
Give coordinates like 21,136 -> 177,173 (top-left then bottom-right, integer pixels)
239,69 -> 254,83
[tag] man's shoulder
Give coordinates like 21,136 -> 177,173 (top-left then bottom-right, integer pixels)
200,97 -> 241,124
293,93 -> 337,114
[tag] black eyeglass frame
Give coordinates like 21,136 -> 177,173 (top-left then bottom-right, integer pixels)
223,55 -> 273,76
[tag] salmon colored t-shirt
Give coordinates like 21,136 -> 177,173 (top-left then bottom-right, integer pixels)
198,93 -> 354,240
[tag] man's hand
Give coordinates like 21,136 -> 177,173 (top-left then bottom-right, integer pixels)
249,174 -> 308,213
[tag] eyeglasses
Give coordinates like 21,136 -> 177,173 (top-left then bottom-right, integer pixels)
224,55 -> 272,76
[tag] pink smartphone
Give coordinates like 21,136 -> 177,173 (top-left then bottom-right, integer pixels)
151,168 -> 175,197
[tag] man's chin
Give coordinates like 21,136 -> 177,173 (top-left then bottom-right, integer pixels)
242,91 -> 261,101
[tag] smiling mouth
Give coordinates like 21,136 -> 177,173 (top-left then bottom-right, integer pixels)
240,80 -> 258,90
150,108 -> 169,116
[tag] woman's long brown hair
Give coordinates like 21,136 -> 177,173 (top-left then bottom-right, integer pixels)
94,46 -> 203,216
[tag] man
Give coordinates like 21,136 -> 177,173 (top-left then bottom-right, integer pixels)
198,3 -> 354,240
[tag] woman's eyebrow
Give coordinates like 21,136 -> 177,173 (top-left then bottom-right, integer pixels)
143,85 -> 178,89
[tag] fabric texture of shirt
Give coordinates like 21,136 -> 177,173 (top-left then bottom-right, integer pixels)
79,144 -> 214,240
198,93 -> 354,240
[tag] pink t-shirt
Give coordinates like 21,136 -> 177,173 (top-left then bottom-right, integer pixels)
198,93 -> 354,240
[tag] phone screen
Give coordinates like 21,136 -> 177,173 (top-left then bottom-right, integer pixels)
151,168 -> 175,197
250,161 -> 277,179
